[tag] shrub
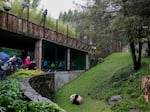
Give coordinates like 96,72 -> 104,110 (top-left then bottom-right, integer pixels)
88,63 -> 150,112
0,70 -> 62,112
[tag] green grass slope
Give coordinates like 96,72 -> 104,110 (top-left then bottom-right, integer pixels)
55,52 -> 133,112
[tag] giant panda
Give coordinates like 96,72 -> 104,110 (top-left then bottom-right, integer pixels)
70,93 -> 83,105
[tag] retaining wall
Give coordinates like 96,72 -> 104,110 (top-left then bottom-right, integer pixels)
20,72 -> 65,111
55,70 -> 84,91
20,70 -> 84,111
29,73 -> 55,100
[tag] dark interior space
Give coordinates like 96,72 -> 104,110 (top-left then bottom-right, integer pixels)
0,29 -> 36,51
43,40 -> 67,70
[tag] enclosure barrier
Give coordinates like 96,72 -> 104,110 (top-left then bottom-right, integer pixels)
20,72 -> 65,112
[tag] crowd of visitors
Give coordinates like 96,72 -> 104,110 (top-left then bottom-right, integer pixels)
43,60 -> 65,72
0,53 -> 37,80
0,51 -> 61,80
1,0 -> 51,79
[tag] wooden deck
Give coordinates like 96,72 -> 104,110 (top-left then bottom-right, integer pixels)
0,10 -> 91,52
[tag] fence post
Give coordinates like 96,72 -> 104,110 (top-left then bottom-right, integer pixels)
56,19 -> 58,41
27,0 -> 29,21
67,24 -> 69,45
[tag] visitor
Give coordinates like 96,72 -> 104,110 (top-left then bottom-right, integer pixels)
43,60 -> 50,69
0,59 -> 9,80
29,60 -> 37,70
0,59 -> 7,80
3,0 -> 11,12
43,60 -> 50,72
40,9 -> 48,26
9,55 -> 17,72
3,0 -> 11,26
21,0 -> 29,11
51,62 -> 55,72
58,60 -> 64,69
15,57 -> 23,70
18,0 -> 28,16
24,56 -> 31,69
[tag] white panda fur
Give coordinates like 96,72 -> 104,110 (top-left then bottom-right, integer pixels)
70,94 -> 83,105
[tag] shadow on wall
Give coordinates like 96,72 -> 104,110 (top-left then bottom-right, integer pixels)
29,72 -> 55,101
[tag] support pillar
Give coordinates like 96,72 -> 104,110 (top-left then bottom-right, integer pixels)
35,39 -> 43,69
86,53 -> 89,70
67,48 -> 70,71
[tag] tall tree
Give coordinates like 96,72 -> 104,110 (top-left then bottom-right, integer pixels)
111,0 -> 150,70
73,0 -> 116,57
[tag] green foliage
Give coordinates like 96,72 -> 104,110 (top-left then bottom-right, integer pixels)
89,62 -> 150,112
0,69 -> 62,112
0,47 -> 21,57
56,52 -> 150,112
0,77 -> 28,112
0,0 -> 76,37
28,102 -> 60,112
29,9 -> 42,24
31,0 -> 41,8
46,17 -> 56,30
88,64 -> 135,100
9,69 -> 43,79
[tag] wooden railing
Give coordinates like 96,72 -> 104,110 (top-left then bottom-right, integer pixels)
0,10 -> 91,52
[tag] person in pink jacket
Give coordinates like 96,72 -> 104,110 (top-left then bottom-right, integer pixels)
24,56 -> 31,69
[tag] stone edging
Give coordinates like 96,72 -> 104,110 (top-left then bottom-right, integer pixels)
20,76 -> 65,112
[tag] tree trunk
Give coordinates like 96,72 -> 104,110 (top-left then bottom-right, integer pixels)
136,28 -> 143,70
130,41 -> 137,70
130,40 -> 142,71
137,40 -> 142,70
147,39 -> 150,56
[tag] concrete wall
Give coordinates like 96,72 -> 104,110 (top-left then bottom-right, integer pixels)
20,73 -> 65,112
29,73 -> 55,101
55,70 -> 84,91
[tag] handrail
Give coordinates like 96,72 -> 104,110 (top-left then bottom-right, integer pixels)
0,10 -> 91,52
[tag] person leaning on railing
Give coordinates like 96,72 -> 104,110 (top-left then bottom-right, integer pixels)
40,9 -> 48,26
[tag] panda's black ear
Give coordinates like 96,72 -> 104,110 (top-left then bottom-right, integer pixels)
75,94 -> 79,100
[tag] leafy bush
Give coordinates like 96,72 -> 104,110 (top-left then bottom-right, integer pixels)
88,64 -> 135,100
28,102 -> 60,112
0,77 -> 28,112
88,62 -> 150,112
0,69 -> 62,112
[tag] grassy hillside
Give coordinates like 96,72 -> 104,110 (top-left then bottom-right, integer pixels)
55,52 -> 134,112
